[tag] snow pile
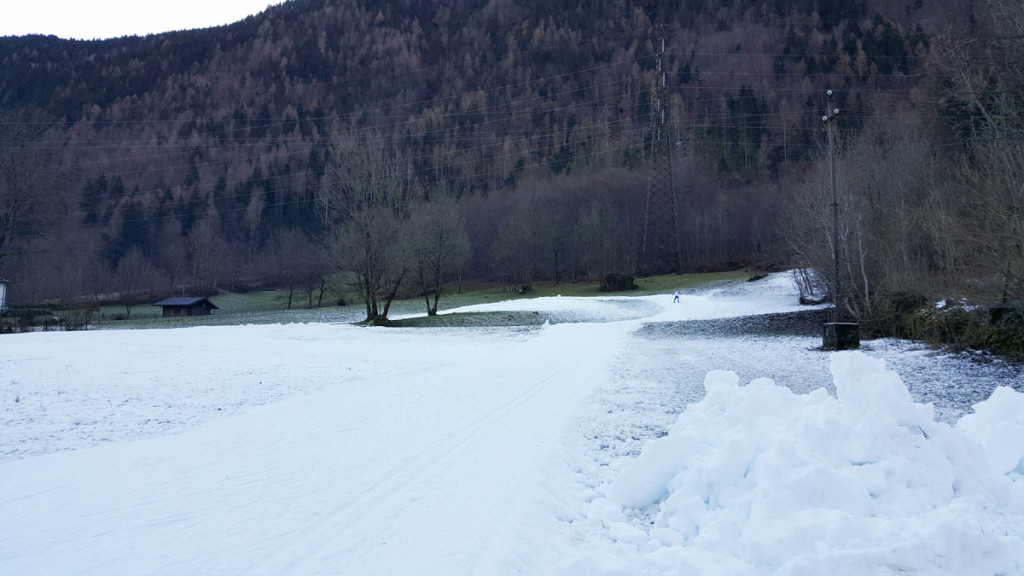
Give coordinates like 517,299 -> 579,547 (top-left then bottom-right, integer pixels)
571,352 -> 1024,575
442,295 -> 663,324
957,386 -> 1024,475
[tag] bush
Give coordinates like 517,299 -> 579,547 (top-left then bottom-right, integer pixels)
905,302 -> 985,348
600,273 -> 637,292
982,302 -> 1024,356
902,300 -> 1024,358
861,291 -> 929,339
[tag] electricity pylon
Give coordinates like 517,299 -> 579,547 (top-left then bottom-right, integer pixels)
641,37 -> 681,277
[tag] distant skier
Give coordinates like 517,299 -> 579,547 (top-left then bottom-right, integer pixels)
672,290 -> 680,303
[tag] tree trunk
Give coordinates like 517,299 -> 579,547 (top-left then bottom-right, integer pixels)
429,288 -> 442,316
379,269 -> 406,321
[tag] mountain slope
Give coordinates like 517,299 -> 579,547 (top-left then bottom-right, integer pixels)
0,0 -> 979,301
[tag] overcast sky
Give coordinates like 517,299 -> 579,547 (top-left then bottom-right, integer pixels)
0,1 -> 287,40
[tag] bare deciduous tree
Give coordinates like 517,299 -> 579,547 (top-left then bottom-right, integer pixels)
408,193 -> 471,316
961,134 -> 1024,302
186,216 -> 229,297
268,229 -> 329,309
929,0 -> 1024,301
786,117 -> 954,320
576,200 -> 620,280
0,113 -> 73,274
322,137 -> 416,324
490,197 -> 542,292
155,224 -> 191,296
115,248 -> 164,319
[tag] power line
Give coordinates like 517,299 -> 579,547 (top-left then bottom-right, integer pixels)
2,16 -> 1004,238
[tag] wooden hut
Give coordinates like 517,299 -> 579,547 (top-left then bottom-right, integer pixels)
152,297 -> 219,318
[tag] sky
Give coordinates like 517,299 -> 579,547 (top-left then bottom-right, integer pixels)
0,1 -> 287,40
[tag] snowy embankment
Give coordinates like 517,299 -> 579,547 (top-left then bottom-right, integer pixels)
566,354 -> 1024,575
1,273 -> 1023,575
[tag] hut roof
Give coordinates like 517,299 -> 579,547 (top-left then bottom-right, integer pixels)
152,297 -> 219,309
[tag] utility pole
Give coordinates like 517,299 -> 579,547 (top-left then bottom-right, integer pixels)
641,36 -> 681,276
822,89 -> 859,350
824,90 -> 840,323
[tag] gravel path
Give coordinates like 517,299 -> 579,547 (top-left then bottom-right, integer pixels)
578,308 -> 1024,487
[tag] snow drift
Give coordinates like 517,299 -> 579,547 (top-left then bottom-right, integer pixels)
572,352 -> 1024,576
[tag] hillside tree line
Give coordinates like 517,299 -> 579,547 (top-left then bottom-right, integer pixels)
0,0 -> 1021,334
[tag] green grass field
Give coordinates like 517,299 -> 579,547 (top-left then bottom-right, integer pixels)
90,270 -> 757,330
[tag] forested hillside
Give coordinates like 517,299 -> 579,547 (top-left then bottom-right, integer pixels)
1,0 -> 1021,332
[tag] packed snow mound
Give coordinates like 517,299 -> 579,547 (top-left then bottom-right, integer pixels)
706,271 -> 802,298
572,352 -> 1024,576
444,295 -> 663,323
443,273 -> 816,324
957,386 -> 1024,475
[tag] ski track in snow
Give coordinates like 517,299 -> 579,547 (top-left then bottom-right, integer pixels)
1,273 -> 1022,575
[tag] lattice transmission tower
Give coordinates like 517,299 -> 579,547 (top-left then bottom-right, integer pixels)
640,37 -> 681,276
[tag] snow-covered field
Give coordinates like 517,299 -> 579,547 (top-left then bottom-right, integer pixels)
2,273 -> 1023,575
